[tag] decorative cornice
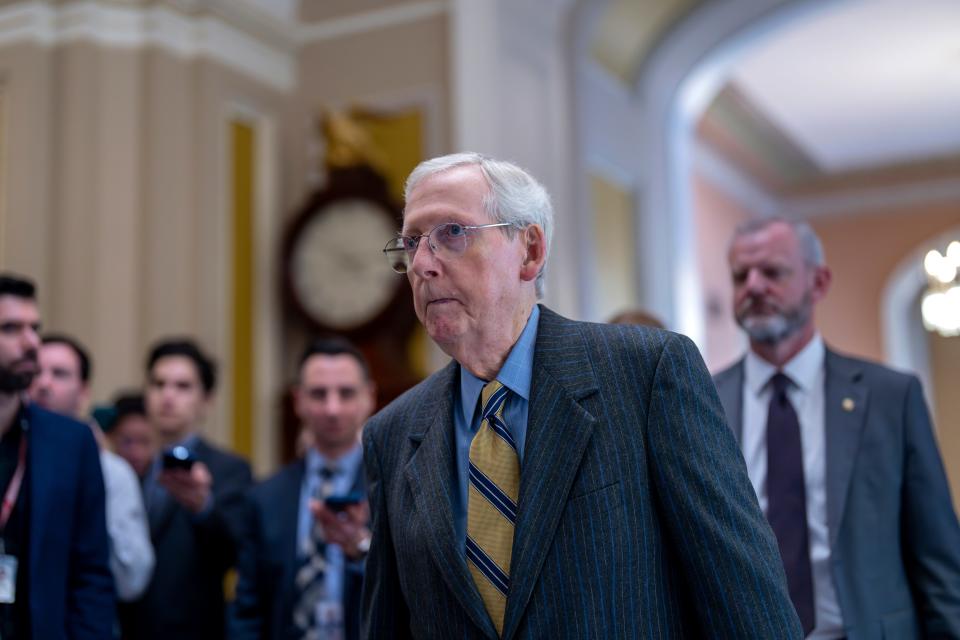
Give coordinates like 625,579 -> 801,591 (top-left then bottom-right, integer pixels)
0,1 -> 296,92
696,137 -> 960,221
296,1 -> 446,44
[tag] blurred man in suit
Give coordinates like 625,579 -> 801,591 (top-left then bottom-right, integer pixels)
121,338 -> 252,640
0,273 -> 114,638
715,217 -> 960,639
232,337 -> 374,640
30,334 -> 155,603
362,153 -> 802,639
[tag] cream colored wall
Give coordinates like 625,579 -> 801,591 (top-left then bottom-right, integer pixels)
284,15 -> 449,215
0,37 -> 286,457
591,174 -> 638,322
0,43 -> 55,297
811,203 -> 959,362
300,0 -> 428,23
928,329 -> 960,512
693,172 -> 751,371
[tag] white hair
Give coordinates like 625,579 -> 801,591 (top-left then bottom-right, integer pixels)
404,152 -> 554,299
731,216 -> 826,266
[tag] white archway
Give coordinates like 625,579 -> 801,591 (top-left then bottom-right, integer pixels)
882,226 -> 960,411
633,0 -> 837,343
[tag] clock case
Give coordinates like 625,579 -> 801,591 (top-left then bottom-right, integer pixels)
281,165 -> 415,340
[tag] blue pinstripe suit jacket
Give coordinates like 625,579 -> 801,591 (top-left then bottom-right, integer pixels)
361,307 -> 803,639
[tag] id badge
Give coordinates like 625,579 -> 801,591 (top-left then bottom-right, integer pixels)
0,554 -> 17,603
314,600 -> 344,640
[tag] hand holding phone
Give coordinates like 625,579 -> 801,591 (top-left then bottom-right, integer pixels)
161,445 -> 197,471
324,492 -> 364,512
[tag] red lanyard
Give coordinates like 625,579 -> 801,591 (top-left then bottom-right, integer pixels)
0,429 -> 27,533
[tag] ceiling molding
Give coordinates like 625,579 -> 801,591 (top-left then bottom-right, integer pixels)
783,176 -> 960,220
693,138 -> 778,218
296,1 -> 446,44
697,135 -> 960,221
700,82 -> 821,187
0,1 -> 296,92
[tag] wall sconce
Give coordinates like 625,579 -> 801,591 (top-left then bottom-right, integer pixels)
921,240 -> 960,337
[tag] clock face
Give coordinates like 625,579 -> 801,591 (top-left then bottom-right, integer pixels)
289,198 -> 401,330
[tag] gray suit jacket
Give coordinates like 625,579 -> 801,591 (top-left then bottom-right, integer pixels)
361,306 -> 802,639
715,348 -> 960,640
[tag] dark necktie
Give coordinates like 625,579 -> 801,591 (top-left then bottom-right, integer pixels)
292,466 -> 339,639
766,372 -> 815,635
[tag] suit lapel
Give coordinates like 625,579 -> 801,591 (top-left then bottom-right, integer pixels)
823,349 -> 868,547
26,408 -> 52,575
502,307 -> 599,640
278,462 -> 305,614
715,361 -> 745,443
403,362 -> 498,639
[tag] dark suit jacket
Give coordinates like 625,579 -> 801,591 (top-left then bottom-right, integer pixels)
121,437 -> 251,640
361,306 -> 803,639
714,348 -> 960,640
230,456 -> 367,640
24,404 -> 115,639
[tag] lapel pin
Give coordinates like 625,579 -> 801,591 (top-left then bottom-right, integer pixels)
842,397 -> 855,412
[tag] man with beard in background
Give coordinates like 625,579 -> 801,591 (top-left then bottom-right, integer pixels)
0,273 -> 113,638
715,218 -> 960,639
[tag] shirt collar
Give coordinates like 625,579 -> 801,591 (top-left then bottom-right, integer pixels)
305,442 -> 363,477
744,333 -> 825,396
459,305 -> 540,425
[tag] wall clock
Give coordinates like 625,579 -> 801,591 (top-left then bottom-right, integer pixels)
282,166 -> 409,338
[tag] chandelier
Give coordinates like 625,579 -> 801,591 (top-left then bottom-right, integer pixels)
921,240 -> 960,337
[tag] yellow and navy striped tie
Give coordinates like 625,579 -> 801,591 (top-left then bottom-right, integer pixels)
467,380 -> 519,636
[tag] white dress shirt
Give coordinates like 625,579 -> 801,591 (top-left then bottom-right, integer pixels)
740,335 -> 844,639
100,449 -> 155,601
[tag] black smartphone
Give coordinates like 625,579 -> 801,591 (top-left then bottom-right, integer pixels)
324,492 -> 363,512
162,445 -> 196,471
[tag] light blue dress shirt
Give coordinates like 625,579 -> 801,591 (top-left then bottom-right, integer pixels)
296,443 -> 364,610
453,305 -> 539,550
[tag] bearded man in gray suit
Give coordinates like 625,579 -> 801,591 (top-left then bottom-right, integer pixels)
362,152 -> 802,639
715,217 -> 960,639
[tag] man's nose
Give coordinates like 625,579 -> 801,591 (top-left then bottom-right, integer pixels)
744,268 -> 766,292
33,368 -> 50,389
323,394 -> 343,415
22,326 -> 40,352
409,238 -> 440,278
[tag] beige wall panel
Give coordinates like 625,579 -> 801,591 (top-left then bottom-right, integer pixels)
0,43 -> 55,301
590,174 -> 637,323
142,49 -> 199,342
811,203 -> 959,362
195,59 -> 285,455
52,43 -> 100,341
285,15 -> 449,214
90,47 -> 144,399
928,329 -> 960,512
693,172 -> 751,371
300,0 -> 429,23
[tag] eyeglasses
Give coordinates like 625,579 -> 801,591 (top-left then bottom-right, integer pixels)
382,221 -> 516,274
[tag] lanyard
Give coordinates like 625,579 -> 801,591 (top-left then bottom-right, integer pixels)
0,418 -> 28,534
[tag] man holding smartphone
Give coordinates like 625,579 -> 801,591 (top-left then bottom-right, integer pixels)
121,338 -> 252,640
232,337 -> 375,640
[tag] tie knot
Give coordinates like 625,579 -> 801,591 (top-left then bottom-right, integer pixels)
319,466 -> 338,480
480,380 -> 508,422
769,372 -> 793,396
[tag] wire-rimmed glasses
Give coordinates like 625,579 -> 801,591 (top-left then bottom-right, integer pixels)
382,221 -> 516,274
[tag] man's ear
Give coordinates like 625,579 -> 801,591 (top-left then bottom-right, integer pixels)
519,224 -> 547,283
810,264 -> 832,303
